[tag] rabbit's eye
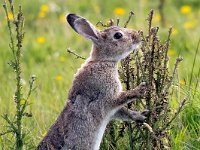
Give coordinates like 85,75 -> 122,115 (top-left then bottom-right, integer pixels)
114,32 -> 123,39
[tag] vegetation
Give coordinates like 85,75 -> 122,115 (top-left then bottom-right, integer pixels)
0,0 -> 199,149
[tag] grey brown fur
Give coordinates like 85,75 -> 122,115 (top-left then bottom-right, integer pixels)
37,14 -> 147,150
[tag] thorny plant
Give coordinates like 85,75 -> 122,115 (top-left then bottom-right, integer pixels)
1,1 -> 36,150
95,10 -> 187,150
66,10 -> 187,149
0,1 -> 191,149
67,10 -> 187,149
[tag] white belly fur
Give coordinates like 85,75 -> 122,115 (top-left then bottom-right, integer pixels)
93,107 -> 120,150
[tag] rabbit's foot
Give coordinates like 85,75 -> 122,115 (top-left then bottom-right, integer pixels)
115,82 -> 147,106
131,109 -> 150,123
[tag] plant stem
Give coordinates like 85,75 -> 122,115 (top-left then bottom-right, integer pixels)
14,9 -> 23,150
188,38 -> 200,90
2,1 -> 26,149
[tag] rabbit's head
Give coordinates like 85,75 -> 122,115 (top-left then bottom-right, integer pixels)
67,14 -> 141,61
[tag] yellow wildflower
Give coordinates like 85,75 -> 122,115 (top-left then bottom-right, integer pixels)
38,11 -> 46,18
42,131 -> 47,137
179,79 -> 186,86
40,4 -> 49,13
153,14 -> 161,22
184,21 -> 195,29
168,49 -> 176,56
55,75 -> 63,81
20,99 -> 26,105
114,8 -> 125,15
180,5 -> 191,14
59,56 -> 66,62
94,5 -> 100,14
36,36 -> 45,44
38,4 -> 49,18
167,130 -> 171,135
172,28 -> 178,35
7,12 -> 14,21
59,14 -> 66,23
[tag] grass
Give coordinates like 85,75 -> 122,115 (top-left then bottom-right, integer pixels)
0,0 -> 200,149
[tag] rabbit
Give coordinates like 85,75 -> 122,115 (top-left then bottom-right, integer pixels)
37,13 -> 148,150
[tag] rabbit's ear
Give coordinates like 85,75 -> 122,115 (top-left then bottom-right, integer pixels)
67,14 -> 99,41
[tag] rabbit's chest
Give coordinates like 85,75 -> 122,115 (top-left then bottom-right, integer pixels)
73,63 -> 122,100
95,70 -> 122,95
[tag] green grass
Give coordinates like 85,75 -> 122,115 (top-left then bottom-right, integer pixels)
0,0 -> 200,149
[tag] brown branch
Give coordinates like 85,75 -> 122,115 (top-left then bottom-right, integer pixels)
147,10 -> 154,38
163,57 -> 183,94
67,48 -> 86,60
96,19 -> 114,27
124,11 -> 134,28
161,27 -> 172,90
116,18 -> 120,26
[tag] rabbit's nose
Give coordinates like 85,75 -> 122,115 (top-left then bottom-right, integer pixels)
131,31 -> 141,43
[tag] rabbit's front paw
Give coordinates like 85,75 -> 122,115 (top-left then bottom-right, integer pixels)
135,82 -> 147,97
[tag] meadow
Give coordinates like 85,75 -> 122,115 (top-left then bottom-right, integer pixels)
0,0 -> 200,149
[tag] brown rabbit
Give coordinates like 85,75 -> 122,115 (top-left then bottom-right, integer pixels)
37,14 -> 147,150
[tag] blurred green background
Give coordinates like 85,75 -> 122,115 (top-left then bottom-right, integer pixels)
0,0 -> 199,149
